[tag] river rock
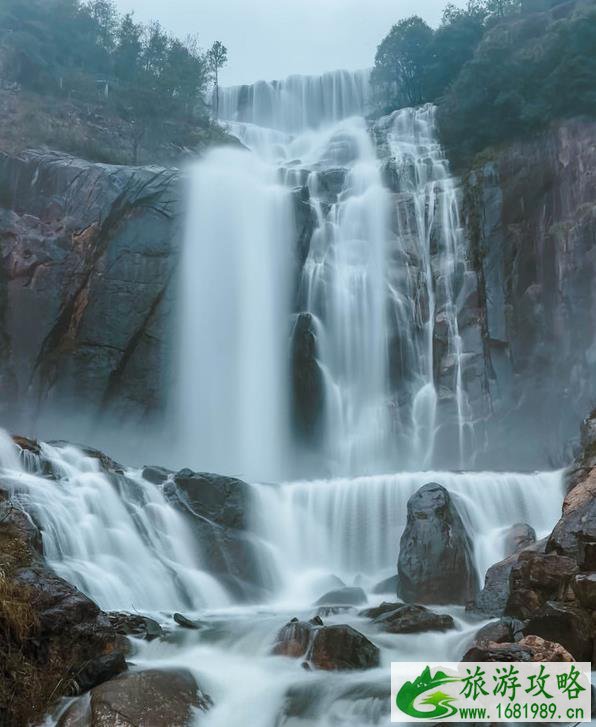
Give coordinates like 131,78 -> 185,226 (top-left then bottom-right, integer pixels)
173,612 -> 201,630
359,601 -> 404,619
462,642 -> 535,662
108,612 -> 163,641
473,617 -> 525,645
272,618 -> 379,671
59,669 -> 212,726
309,625 -> 380,671
370,604 -> 455,634
398,482 -> 478,605
521,601 -> 593,662
504,523 -> 536,556
314,586 -> 367,607
73,652 -> 127,694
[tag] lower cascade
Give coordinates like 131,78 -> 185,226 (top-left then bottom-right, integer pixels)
0,67 -> 591,727
0,433 -> 567,726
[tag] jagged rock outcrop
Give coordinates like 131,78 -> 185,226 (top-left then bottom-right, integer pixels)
398,482 -> 478,605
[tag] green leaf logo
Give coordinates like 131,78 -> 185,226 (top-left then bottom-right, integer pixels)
396,666 -> 460,720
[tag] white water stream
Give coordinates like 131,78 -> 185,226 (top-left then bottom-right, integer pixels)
0,69 -> 575,725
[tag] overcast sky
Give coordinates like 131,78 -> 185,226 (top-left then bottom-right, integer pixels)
114,0 -> 460,86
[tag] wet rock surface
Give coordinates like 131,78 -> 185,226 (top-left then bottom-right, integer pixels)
164,469 -> 268,599
367,603 -> 455,634
58,668 -> 212,726
464,122 -> 596,469
272,617 -> 380,671
398,482 -> 478,605
108,612 -> 163,641
504,523 -> 536,556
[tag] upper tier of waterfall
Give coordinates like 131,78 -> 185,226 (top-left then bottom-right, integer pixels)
178,66 -> 477,480
217,68 -> 371,133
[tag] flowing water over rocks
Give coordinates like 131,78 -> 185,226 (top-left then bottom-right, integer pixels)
0,68 -> 588,726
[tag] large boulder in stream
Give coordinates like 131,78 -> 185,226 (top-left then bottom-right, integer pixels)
362,603 -> 455,634
398,482 -> 478,605
59,669 -> 212,726
272,617 -> 380,671
163,469 -> 271,600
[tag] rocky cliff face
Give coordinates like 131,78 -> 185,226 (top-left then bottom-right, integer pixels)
0,150 -> 181,454
0,118 -> 594,469
464,119 -> 596,468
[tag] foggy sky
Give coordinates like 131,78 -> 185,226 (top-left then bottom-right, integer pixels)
114,0 -> 460,86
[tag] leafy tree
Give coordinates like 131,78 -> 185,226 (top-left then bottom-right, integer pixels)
371,17 -> 434,107
437,1 -> 596,162
113,13 -> 143,82
208,40 -> 228,117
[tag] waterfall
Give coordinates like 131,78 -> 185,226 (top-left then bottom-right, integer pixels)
176,147 -> 293,482
381,105 -> 472,469
248,470 -> 563,604
180,69 -> 477,478
218,68 -> 371,133
0,439 -> 228,612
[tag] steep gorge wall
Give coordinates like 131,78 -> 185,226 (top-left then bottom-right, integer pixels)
0,150 -> 181,447
464,119 -> 596,467
0,118 -> 594,468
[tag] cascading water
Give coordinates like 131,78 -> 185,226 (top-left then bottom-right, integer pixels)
0,434 -> 228,612
218,68 -> 371,133
1,68 -> 575,727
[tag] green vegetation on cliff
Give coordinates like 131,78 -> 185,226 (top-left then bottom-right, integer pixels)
0,0 -> 230,163
372,0 -> 596,163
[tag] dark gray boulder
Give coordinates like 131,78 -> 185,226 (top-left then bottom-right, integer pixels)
398,482 -> 478,605
368,603 -> 455,634
163,469 -> 270,600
